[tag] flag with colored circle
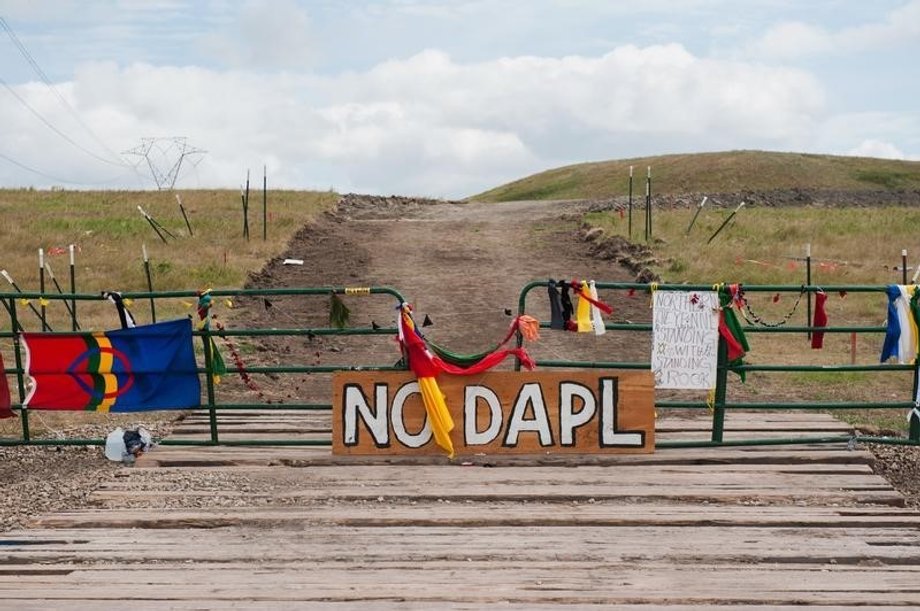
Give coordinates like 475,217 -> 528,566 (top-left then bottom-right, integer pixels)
22,318 -> 200,412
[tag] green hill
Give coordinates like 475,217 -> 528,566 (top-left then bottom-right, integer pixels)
471,150 -> 920,202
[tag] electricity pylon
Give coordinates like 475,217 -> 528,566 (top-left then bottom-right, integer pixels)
123,137 -> 206,190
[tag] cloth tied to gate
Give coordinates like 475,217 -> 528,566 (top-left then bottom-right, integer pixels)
717,284 -> 749,381
396,303 -> 538,457
811,290 -> 828,349
881,285 -> 918,364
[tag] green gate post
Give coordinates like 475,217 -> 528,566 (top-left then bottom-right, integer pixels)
9,298 -> 29,442
711,334 -> 729,443
911,343 -> 920,442
200,329 -> 219,444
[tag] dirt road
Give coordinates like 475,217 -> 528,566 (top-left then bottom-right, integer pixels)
239,196 -> 652,381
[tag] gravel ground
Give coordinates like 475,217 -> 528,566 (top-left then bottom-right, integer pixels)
0,419 -> 177,532
866,443 -> 920,507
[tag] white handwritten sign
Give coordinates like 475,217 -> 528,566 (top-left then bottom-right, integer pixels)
651,290 -> 719,390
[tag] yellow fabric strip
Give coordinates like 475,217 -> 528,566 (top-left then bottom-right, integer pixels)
93,333 -> 117,413
418,376 -> 455,458
576,281 -> 593,332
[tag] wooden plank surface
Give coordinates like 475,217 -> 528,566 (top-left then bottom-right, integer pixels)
2,410 -> 918,608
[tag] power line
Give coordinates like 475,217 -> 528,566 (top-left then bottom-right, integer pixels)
0,74 -> 129,168
0,17 -> 54,85
0,17 -> 131,169
0,149 -> 139,186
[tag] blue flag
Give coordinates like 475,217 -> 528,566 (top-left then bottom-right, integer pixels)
24,318 -> 201,412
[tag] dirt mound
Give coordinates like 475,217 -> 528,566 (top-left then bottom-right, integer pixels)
331,193 -> 465,220
574,188 -> 920,211
578,225 -> 659,282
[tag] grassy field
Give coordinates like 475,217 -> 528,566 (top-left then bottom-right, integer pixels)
473,150 -> 920,202
0,188 -> 336,332
0,188 -> 335,439
586,205 -> 920,291
585,202 -> 920,434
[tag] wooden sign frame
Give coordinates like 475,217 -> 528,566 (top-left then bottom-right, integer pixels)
332,369 -> 654,456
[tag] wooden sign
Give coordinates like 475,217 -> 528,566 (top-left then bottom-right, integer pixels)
332,370 -> 654,456
651,290 -> 719,389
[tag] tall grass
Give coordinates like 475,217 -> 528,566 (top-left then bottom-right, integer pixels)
585,204 -> 917,331
586,203 -> 920,429
0,188 -> 336,333
0,188 -> 335,438
586,205 -> 919,294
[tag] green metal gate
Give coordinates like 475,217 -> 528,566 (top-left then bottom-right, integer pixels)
2,282 -> 919,449
0,286 -> 406,447
517,281 -> 920,448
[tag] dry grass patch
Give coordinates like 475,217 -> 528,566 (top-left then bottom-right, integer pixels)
0,188 -> 335,439
585,203 -> 920,434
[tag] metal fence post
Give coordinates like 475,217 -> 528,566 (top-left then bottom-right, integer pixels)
711,334 -> 729,443
201,328 -> 219,444
9,298 -> 29,442
911,341 -> 920,442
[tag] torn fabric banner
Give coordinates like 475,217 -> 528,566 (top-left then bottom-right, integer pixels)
22,318 -> 200,412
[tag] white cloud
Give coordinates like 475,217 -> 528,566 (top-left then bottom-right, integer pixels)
847,139 -> 906,159
747,22 -> 834,60
10,43 -> 920,195
748,0 -> 920,60
839,0 -> 920,49
200,0 -> 314,70
0,44 -> 832,194
815,111 -> 920,161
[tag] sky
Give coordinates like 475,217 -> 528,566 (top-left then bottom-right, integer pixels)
0,0 -> 918,197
